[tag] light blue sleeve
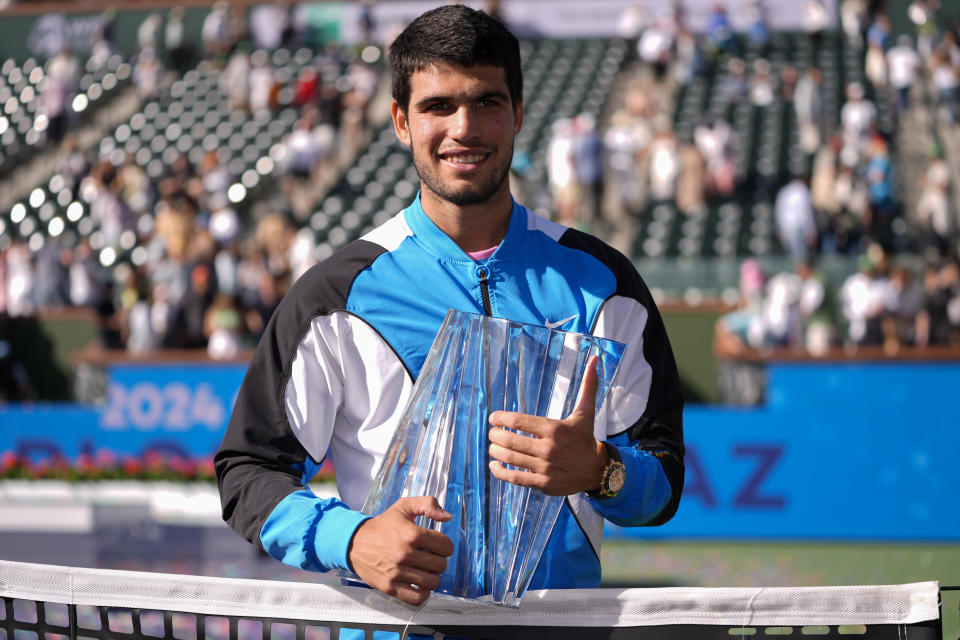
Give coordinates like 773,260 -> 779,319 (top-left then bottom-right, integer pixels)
259,488 -> 371,572
586,433 -> 673,526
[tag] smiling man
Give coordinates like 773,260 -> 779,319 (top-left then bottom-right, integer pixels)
216,5 -> 684,607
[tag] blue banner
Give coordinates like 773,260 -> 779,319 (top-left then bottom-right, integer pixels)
609,362 -> 959,541
0,363 -> 247,461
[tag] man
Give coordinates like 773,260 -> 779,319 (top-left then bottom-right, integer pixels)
215,5 -> 684,607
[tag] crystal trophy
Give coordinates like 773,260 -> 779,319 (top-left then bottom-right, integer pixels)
356,309 -> 625,606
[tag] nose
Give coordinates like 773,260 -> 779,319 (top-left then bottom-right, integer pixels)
450,105 -> 478,141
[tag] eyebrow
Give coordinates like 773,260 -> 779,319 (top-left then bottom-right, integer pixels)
413,90 -> 510,110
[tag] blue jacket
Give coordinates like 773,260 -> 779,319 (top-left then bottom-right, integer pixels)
215,195 -> 684,590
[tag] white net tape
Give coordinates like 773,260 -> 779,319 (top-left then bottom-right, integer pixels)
0,560 -> 940,629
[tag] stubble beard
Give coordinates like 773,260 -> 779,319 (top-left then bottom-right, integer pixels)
411,142 -> 514,207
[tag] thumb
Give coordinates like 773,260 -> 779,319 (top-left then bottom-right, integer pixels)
570,355 -> 600,419
393,496 -> 453,522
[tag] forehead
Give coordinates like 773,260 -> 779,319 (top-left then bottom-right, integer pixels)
408,63 -> 511,99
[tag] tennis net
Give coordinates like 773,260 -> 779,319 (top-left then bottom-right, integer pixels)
0,559 -> 942,639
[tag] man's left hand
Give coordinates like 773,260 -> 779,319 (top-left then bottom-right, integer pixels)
487,356 -> 608,496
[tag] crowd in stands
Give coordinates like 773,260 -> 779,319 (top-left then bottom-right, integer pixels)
717,245 -> 960,356
0,2 -> 385,362
2,0 -> 960,370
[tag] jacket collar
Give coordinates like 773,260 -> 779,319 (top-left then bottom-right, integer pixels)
402,191 -> 526,264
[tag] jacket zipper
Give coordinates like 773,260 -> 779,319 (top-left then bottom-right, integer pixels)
477,267 -> 493,316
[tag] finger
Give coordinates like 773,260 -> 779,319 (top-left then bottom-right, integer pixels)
393,565 -> 444,592
488,426 -> 545,457
489,460 -> 547,489
395,496 -> 452,522
570,355 -> 600,419
413,528 -> 455,557
488,442 -> 545,474
402,548 -> 448,575
488,411 -> 550,436
391,583 -> 431,606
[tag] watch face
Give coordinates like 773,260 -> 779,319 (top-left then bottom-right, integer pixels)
607,464 -> 626,494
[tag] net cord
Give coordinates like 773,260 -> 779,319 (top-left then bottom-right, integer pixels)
0,560 -> 941,629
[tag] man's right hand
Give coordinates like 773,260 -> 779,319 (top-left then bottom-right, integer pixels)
346,496 -> 454,606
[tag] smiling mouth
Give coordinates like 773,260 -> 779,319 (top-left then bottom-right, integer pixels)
439,151 -> 490,168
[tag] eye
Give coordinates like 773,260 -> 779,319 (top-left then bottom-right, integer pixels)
425,102 -> 451,112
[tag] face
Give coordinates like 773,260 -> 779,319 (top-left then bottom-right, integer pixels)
392,64 -> 523,208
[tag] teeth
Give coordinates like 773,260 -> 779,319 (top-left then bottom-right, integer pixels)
446,154 -> 485,163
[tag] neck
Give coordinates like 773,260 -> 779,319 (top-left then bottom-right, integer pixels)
419,187 -> 513,253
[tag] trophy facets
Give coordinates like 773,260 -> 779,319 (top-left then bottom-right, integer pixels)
356,309 -> 625,606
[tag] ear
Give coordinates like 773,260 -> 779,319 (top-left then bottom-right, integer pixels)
513,99 -> 524,137
391,101 -> 411,148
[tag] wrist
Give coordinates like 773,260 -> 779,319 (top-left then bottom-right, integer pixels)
588,441 -> 626,499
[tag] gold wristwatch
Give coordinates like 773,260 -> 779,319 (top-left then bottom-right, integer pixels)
592,441 -> 626,498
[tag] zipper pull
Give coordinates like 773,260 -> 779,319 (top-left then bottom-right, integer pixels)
476,266 -> 493,316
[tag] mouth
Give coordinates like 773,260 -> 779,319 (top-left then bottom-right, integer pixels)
438,150 -> 490,171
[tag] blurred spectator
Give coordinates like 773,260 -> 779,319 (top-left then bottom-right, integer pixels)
794,67 -> 825,154
715,259 -> 766,354
604,111 -> 647,218
648,118 -> 679,202
283,118 -> 331,180
705,5 -> 739,63
67,240 -> 102,308
638,13 -> 676,80
133,48 -> 163,100
774,175 -> 818,258
746,1 -> 770,52
164,6 -> 194,75
840,0 -> 868,46
202,1 -> 231,61
124,283 -> 158,354
863,136 -> 896,243
250,4 -> 289,51
249,50 -> 276,113
759,269 -> 803,346
750,58 -> 775,107
840,250 -> 892,346
796,260 -> 835,355
916,260 -> 960,346
221,47 -> 251,112
915,144 -> 953,255
169,263 -> 216,349
840,82 -> 876,162
675,143 -> 706,215
94,280 -> 123,349
907,0 -> 939,61
802,0 -> 831,47
4,242 -> 36,317
882,264 -> 925,353
673,25 -> 698,84
865,14 -> 891,87
34,238 -> 67,311
547,118 -> 580,225
41,49 -> 79,145
931,48 -> 958,124
204,293 -> 243,360
694,117 -> 736,198
138,12 -> 163,53
887,35 -> 922,114
574,113 -> 604,225
86,162 -> 133,248
717,57 -> 749,105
